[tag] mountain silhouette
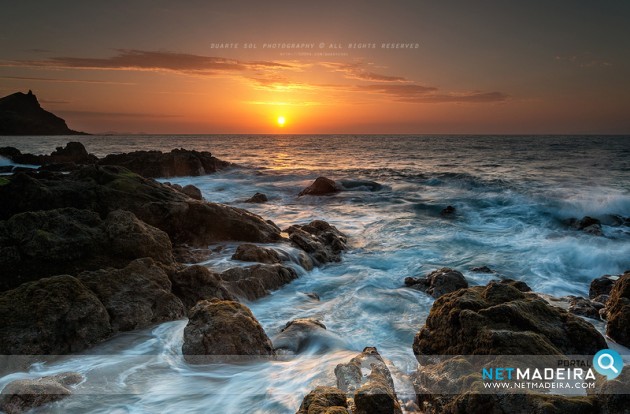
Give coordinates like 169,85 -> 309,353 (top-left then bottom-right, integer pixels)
0,90 -> 87,135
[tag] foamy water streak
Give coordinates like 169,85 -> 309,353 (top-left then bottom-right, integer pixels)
0,135 -> 628,412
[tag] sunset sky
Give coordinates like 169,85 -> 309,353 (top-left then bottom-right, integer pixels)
1,0 -> 629,134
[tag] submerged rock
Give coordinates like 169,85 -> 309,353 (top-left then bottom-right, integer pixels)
220,264 -> 298,301
272,318 -> 330,354
568,216 -> 603,236
440,205 -> 456,216
78,258 -> 185,332
245,192 -> 268,203
404,268 -> 468,298
0,207 -> 173,291
0,166 -> 281,247
0,275 -> 111,355
296,386 -> 349,414
99,148 -> 230,178
470,265 -> 494,273
232,243 -> 281,264
285,220 -> 347,265
298,177 -> 340,196
0,372 -> 83,414
604,271 -> 630,347
182,299 -> 275,364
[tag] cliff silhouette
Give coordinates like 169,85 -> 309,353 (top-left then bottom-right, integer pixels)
0,90 -> 87,135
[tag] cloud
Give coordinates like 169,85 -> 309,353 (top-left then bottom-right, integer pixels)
356,84 -> 509,103
0,75 -> 134,85
555,54 -> 612,68
57,110 -> 180,119
2,49 -> 297,75
321,62 -> 407,82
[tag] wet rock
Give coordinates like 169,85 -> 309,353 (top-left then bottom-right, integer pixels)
567,296 -> 603,320
0,207 -> 174,291
298,177 -> 340,196
337,179 -> 382,192
182,299 -> 275,363
232,243 -> 281,264
0,142 -> 96,166
604,271 -> 630,347
304,292 -> 320,301
296,386 -> 349,414
0,275 -> 111,355
0,165 -> 281,247
568,216 -> 603,236
470,265 -> 494,273
272,318 -> 328,353
590,274 -> 618,299
181,184 -> 203,200
413,281 -> 607,358
440,205 -> 456,216
591,368 -> 630,414
496,278 -> 532,292
172,245 -> 214,264
220,264 -> 298,301
166,264 -> 233,312
245,192 -> 268,203
404,268 -> 468,299
99,148 -> 230,178
285,220 -> 347,265
78,258 -> 185,332
335,347 -> 402,414
0,372 -> 83,414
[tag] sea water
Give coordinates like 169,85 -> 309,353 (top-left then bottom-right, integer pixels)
0,135 -> 628,413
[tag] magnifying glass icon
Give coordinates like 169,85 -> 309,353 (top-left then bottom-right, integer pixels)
597,353 -> 619,373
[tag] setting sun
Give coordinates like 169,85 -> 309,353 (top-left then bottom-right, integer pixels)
277,116 -> 286,127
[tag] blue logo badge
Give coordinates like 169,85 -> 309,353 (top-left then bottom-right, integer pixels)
593,349 -> 623,380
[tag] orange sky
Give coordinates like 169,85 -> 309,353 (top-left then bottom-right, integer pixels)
1,1 -> 629,134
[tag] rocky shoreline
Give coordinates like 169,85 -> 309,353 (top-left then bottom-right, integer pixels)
0,142 -> 629,413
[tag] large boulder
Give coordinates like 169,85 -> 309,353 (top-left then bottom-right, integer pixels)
0,275 -> 111,355
271,318 -> 329,354
335,347 -> 402,414
232,243 -> 281,264
298,177 -> 340,196
166,264 -> 233,312
182,299 -> 275,363
0,372 -> 83,414
0,207 -> 173,291
590,274 -> 619,300
285,220 -> 347,265
404,268 -> 468,299
0,166 -> 281,246
296,386 -> 349,414
220,264 -> 298,301
413,281 -> 606,357
99,148 -> 230,178
604,272 -> 630,347
78,258 -> 185,332
245,192 -> 268,203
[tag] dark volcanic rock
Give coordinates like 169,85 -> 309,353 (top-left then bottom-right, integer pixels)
470,265 -> 494,273
0,165 -> 281,247
271,318 -> 328,353
99,148 -> 230,178
182,299 -> 275,363
0,91 -> 86,135
0,142 -> 97,167
404,268 -> 468,299
232,243 -> 281,264
0,207 -> 174,291
298,177 -> 340,196
567,296 -> 603,320
78,258 -> 185,332
413,281 -> 606,358
0,372 -> 83,414
245,192 -> 268,203
220,264 -> 298,301
568,216 -> 603,236
604,271 -> 630,347
0,275 -> 111,355
496,278 -> 532,292
590,274 -> 618,299
440,205 -> 456,216
296,386 -> 349,414
166,265 -> 234,313
285,220 -> 347,265
335,347 -> 402,414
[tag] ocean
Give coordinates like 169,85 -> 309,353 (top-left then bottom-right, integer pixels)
1,134 -> 629,413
